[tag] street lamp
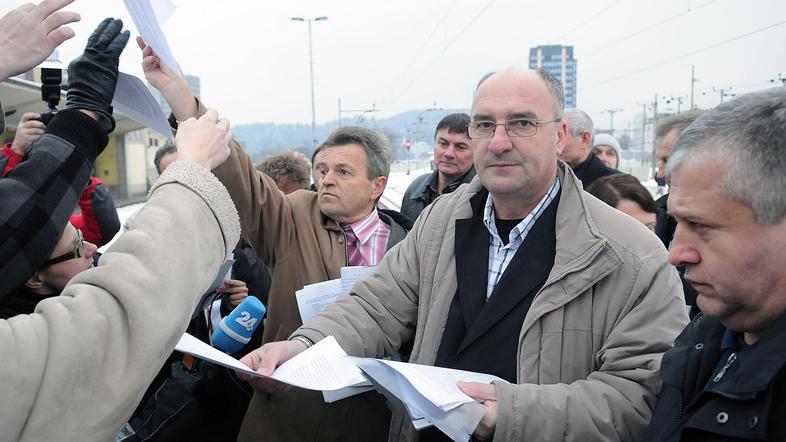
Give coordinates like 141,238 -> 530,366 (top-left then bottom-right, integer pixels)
291,16 -> 328,149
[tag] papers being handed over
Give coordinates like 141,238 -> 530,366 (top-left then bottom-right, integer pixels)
123,0 -> 183,76
176,332 -> 504,442
174,334 -> 368,392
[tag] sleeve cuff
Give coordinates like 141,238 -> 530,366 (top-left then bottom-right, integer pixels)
150,159 -> 240,259
45,109 -> 108,162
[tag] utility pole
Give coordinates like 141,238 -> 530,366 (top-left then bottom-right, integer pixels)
602,108 -> 623,132
650,94 -> 659,172
337,99 -> 378,127
713,86 -> 735,103
665,95 -> 685,114
291,16 -> 328,149
690,65 -> 699,110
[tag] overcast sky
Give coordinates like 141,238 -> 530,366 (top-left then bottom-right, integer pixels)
5,0 -> 786,131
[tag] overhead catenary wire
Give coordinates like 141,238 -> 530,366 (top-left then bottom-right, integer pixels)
379,0 -> 499,110
582,17 -> 786,91
383,0 -> 460,99
581,0 -> 720,59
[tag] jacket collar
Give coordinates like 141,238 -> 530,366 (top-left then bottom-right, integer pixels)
455,162 -> 621,291
703,312 -> 786,397
409,168 -> 477,202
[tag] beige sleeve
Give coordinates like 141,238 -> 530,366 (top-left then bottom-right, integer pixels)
0,160 -> 239,442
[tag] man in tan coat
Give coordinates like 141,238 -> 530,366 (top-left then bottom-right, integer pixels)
242,68 -> 689,441
139,38 -> 411,440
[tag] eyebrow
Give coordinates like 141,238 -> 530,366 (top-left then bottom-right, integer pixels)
471,110 -> 538,120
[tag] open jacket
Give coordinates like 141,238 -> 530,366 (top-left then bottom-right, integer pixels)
298,163 -> 689,441
0,160 -> 240,442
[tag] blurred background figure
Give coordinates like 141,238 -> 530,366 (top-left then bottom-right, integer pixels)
593,133 -> 621,169
586,174 -> 658,231
561,108 -> 617,187
1,115 -> 120,248
401,113 -> 474,221
255,151 -> 311,194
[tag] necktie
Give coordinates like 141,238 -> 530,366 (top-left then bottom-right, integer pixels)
342,225 -> 364,266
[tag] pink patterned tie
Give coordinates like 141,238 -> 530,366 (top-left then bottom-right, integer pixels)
342,225 -> 364,266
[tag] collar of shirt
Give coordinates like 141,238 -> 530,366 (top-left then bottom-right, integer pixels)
482,177 -> 561,249
345,208 -> 385,246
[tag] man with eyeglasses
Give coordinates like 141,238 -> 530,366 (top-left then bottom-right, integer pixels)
241,68 -> 687,441
0,223 -> 96,319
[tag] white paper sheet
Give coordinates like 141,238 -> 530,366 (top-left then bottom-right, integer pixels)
340,265 -> 377,293
295,278 -> 342,324
377,359 -> 503,410
112,72 -> 173,138
174,334 -> 369,392
123,0 -> 183,77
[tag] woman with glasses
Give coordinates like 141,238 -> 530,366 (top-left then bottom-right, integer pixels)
0,223 -> 97,319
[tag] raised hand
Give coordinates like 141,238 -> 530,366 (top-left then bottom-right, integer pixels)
137,36 -> 197,121
174,109 -> 232,170
10,113 -> 46,155
0,0 -> 80,81
66,18 -> 130,132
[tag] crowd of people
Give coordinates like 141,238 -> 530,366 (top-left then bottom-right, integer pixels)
1,1 -> 786,441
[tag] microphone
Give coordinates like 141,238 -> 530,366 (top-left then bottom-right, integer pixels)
211,296 -> 266,354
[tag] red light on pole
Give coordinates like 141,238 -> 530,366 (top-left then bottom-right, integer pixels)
404,139 -> 412,150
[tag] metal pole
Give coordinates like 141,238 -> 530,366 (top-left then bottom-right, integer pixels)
307,20 -> 317,149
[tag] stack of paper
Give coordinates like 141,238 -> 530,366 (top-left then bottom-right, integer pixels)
175,332 -> 503,442
295,266 -> 376,323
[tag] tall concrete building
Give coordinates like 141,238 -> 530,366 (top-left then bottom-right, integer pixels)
529,45 -> 577,108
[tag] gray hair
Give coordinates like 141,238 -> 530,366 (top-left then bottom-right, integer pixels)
318,126 -> 391,179
656,109 -> 705,139
474,68 -> 565,119
563,108 -> 594,139
666,88 -> 786,224
255,152 -> 311,190
536,68 -> 566,119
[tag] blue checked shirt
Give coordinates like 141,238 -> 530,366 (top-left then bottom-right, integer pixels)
482,177 -> 561,299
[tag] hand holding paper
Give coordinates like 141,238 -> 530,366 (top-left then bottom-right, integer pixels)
137,36 -> 197,122
457,381 -> 498,440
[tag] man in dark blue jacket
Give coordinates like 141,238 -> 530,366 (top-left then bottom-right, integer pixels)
401,113 -> 475,221
647,87 -> 786,441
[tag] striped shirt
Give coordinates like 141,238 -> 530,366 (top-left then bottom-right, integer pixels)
483,178 -> 561,299
342,209 -> 391,266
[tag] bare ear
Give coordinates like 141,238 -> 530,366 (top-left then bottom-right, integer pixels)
25,272 -> 45,291
555,120 -> 568,156
581,131 -> 592,145
370,175 -> 388,201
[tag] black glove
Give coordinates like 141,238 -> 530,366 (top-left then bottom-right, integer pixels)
66,18 -> 130,133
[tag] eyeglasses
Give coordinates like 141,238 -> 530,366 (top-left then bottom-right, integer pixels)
468,117 -> 561,139
40,229 -> 85,268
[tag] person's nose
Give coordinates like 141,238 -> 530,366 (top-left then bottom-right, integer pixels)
668,225 -> 700,267
488,124 -> 513,156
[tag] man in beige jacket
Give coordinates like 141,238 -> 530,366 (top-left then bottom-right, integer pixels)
243,68 -> 688,441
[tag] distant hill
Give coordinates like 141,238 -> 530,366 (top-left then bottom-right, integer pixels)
232,108 -> 469,162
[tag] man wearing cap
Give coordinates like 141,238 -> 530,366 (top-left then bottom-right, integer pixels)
593,133 -> 621,169
561,108 -> 618,187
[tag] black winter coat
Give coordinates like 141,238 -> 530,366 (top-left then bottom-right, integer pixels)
647,313 -> 786,441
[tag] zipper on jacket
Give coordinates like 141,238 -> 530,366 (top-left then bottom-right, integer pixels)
713,352 -> 737,383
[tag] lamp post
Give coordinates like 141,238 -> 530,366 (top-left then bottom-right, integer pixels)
291,16 -> 327,149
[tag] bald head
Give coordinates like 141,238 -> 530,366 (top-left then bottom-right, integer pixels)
469,68 -> 568,219
474,68 -> 565,119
